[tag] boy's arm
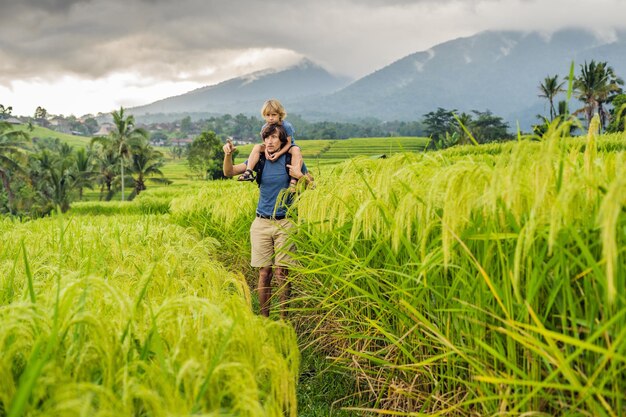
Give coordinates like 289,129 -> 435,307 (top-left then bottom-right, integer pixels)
288,145 -> 302,165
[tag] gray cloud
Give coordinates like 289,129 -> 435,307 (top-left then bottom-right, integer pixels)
1,0 -> 625,87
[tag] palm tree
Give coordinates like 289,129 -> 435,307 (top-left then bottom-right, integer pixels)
29,148 -> 77,213
92,145 -> 120,201
0,121 -> 30,212
594,64 -> 624,130
574,61 -> 624,129
539,75 -> 566,121
128,143 -> 170,198
74,146 -> 98,200
574,61 -> 602,126
92,107 -> 148,201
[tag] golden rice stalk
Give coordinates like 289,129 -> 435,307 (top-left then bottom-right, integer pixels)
597,173 -> 626,307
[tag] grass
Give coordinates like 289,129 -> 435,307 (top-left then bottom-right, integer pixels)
170,120 -> 626,415
285,121 -> 626,415
317,136 -> 429,159
13,124 -> 91,148
232,136 -> 428,163
0,210 -> 300,416
4,122 -> 625,415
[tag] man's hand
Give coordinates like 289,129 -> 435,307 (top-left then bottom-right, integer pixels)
286,164 -> 303,180
223,139 -> 236,155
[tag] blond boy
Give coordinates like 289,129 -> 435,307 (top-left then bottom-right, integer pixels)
238,99 -> 303,189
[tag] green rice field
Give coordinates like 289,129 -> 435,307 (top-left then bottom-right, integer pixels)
2,124 -> 626,416
13,125 -> 91,148
236,136 -> 429,161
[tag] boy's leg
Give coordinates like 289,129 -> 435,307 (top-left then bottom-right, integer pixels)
238,144 -> 264,181
247,144 -> 263,170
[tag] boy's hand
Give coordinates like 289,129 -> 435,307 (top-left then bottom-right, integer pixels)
265,148 -> 276,161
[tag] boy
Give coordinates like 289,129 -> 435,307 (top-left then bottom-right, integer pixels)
237,99 -> 302,190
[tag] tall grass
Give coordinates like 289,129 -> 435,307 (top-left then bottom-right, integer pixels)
170,180 -> 259,275
287,120 -> 626,415
0,212 -> 299,416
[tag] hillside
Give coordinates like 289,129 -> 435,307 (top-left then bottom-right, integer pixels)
127,28 -> 626,131
14,124 -> 91,148
129,59 -> 350,119
293,28 -> 626,129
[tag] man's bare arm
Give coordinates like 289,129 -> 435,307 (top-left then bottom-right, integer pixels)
223,141 -> 248,177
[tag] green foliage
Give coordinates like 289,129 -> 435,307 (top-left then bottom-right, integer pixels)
33,106 -> 47,120
538,74 -> 566,121
422,107 -> 457,146
170,180 -> 257,270
186,130 -> 227,180
180,115 -> 193,134
424,107 -> 511,149
128,142 -> 169,198
0,213 -> 300,416
607,93 -> 626,133
0,104 -> 13,118
573,60 -> 624,130
0,121 -> 30,213
81,116 -> 99,135
14,124 -> 91,148
142,113 -> 424,141
313,137 -> 428,159
150,130 -> 169,145
286,129 -> 626,415
469,109 -> 511,143
91,107 -> 158,202
28,143 -> 77,212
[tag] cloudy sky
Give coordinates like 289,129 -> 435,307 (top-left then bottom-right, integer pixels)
1,0 -> 624,117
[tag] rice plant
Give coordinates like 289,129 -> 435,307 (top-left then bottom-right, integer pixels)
287,118 -> 626,415
0,212 -> 299,416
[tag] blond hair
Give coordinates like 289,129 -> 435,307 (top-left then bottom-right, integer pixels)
261,99 -> 286,120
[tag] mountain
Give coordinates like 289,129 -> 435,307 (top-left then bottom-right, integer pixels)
129,59 -> 351,118
130,28 -> 626,130
292,28 -> 626,129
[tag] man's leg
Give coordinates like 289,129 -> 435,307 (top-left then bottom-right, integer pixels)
274,267 -> 290,319
273,219 -> 295,319
258,266 -> 273,317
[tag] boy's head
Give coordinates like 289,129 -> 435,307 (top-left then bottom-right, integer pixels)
261,99 -> 286,125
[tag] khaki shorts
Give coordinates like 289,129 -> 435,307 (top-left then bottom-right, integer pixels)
250,217 -> 295,268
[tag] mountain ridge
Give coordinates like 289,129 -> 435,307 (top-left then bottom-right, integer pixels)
130,28 -> 626,130
129,58 -> 351,117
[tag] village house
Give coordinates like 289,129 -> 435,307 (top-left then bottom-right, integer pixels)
94,122 -> 115,136
170,138 -> 194,147
5,117 -> 23,125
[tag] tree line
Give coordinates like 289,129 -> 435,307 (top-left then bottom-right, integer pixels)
3,59 -> 625,217
0,108 -> 168,217
140,113 -> 425,143
536,59 -> 625,134
421,59 -> 626,149
140,59 -> 626,150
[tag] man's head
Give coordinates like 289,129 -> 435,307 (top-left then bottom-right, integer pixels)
261,123 -> 288,154
261,99 -> 286,124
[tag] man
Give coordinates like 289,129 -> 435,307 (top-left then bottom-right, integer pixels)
223,123 -> 312,318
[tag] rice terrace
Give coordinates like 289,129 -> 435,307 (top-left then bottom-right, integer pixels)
2,36 -> 626,416
0,105 -> 625,416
